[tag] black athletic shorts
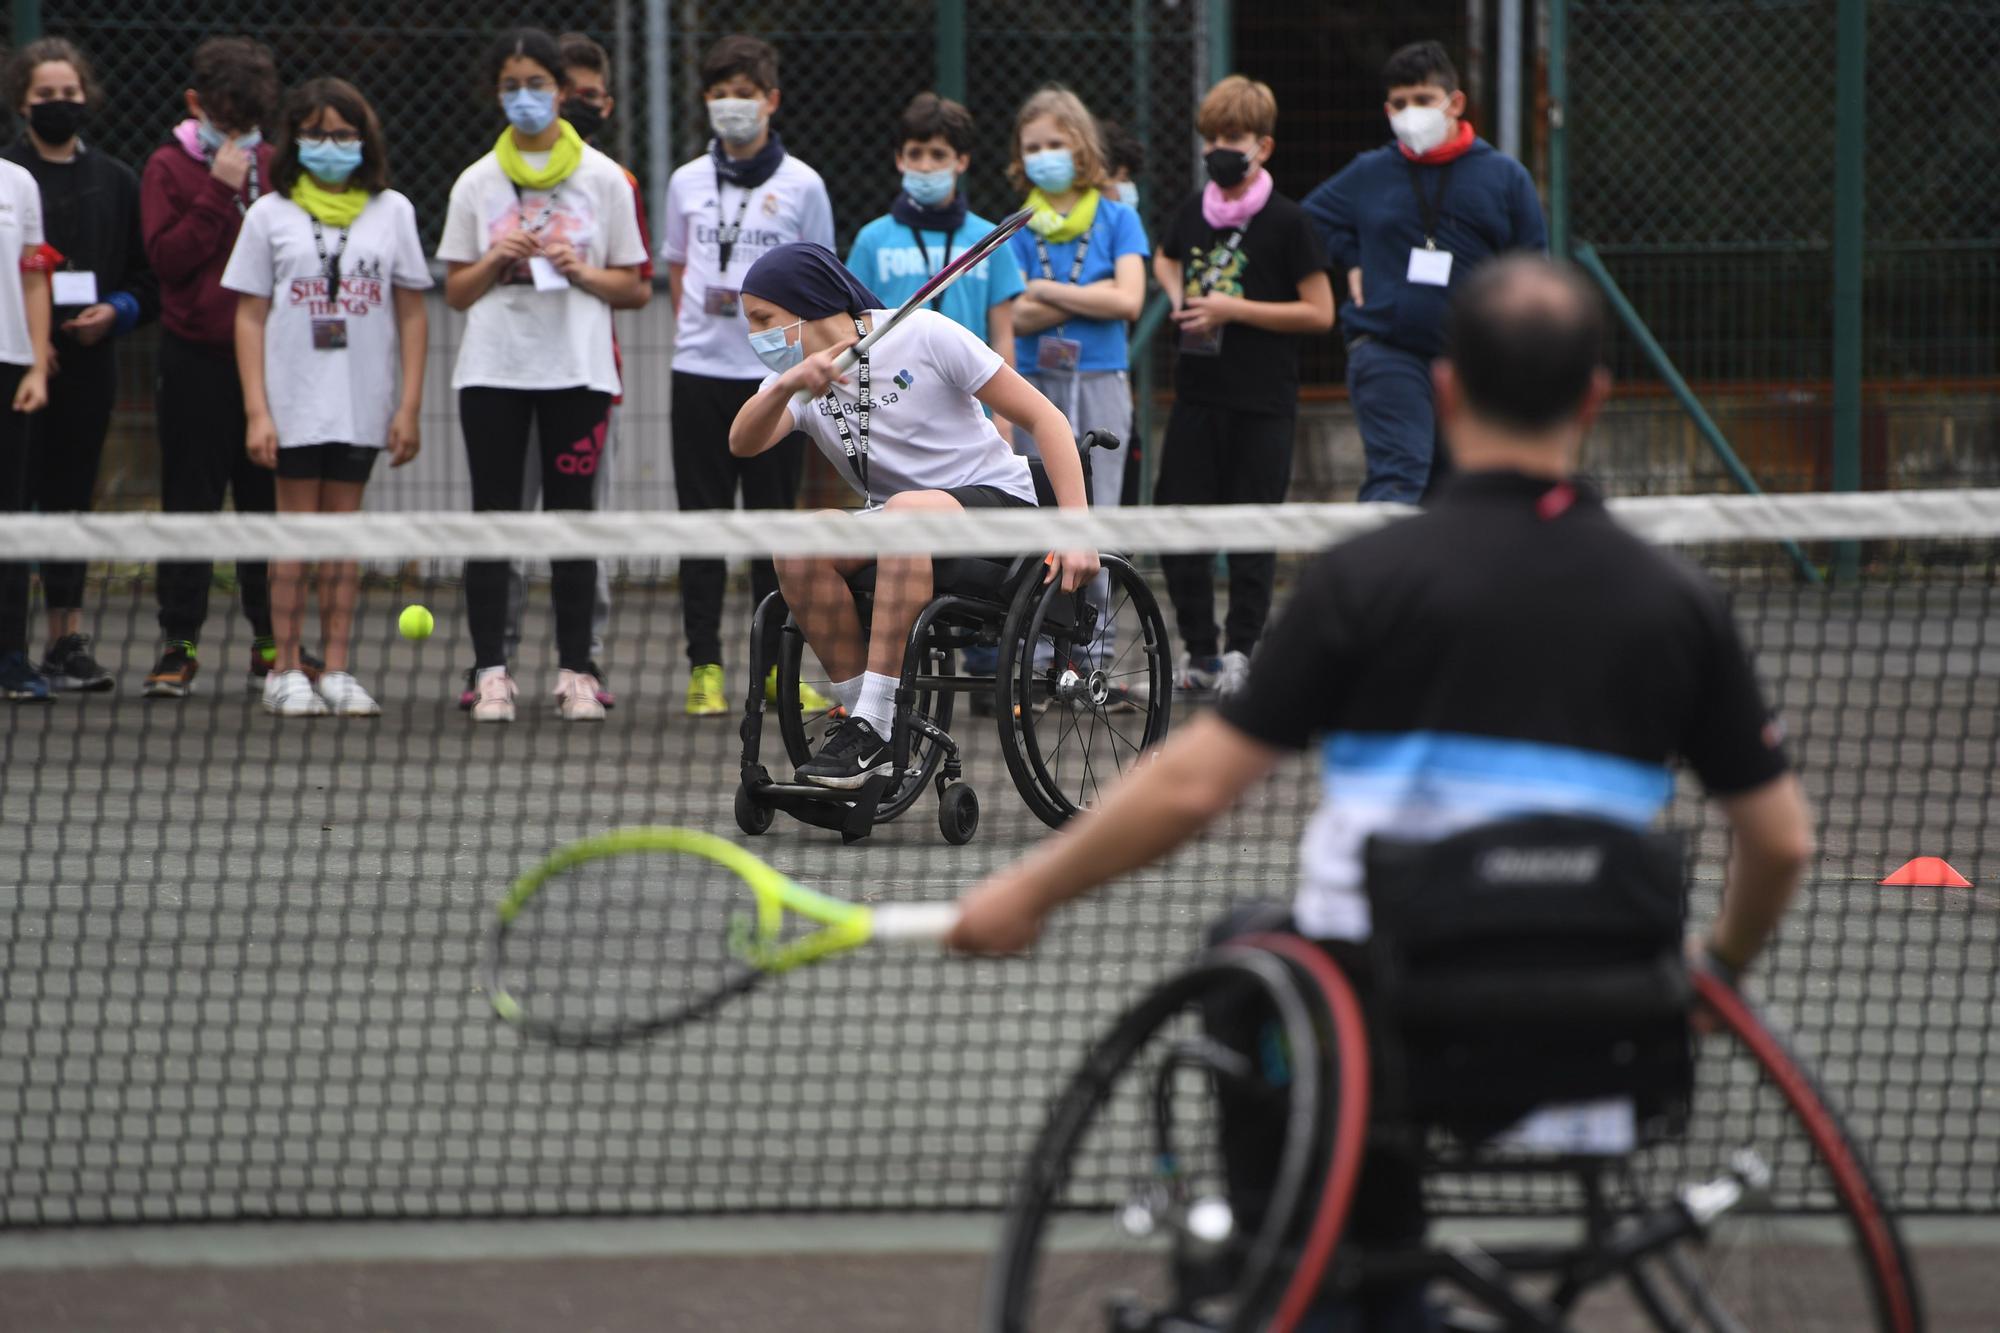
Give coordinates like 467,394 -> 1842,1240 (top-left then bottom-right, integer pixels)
275,443 -> 382,484
944,484 -> 1036,510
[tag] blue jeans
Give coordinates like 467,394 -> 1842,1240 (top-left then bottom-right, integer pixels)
1348,338 -> 1443,504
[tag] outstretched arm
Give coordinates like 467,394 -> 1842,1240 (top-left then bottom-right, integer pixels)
949,714 -> 1284,953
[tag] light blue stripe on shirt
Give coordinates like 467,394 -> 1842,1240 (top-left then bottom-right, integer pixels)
1322,730 -> 1673,827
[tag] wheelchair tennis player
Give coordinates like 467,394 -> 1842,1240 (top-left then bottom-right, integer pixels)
729,242 -> 1098,789
949,255 -> 1814,1329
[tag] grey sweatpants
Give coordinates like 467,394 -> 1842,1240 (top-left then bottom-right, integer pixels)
1013,368 -> 1133,664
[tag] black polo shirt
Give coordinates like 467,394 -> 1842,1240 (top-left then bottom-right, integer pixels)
1219,469 -> 1789,939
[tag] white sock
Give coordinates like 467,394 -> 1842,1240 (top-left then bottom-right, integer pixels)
475,665 -> 508,684
831,675 -> 864,713
855,671 -> 897,737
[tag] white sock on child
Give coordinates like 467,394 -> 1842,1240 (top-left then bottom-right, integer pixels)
831,675 -> 864,714
855,671 -> 898,737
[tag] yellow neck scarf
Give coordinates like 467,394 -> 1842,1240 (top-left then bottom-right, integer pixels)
494,119 -> 586,190
1025,186 -> 1099,243
290,175 -> 368,228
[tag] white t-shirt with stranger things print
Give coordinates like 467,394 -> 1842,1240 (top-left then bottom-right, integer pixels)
0,158 -> 45,368
222,190 -> 432,448
436,145 -> 647,394
763,309 -> 1037,506
661,150 -> 834,380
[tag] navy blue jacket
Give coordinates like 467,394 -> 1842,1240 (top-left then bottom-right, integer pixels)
1302,137 -> 1546,357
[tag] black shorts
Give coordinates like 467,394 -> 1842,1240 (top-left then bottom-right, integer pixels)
275,443 -> 381,484
944,484 -> 1036,510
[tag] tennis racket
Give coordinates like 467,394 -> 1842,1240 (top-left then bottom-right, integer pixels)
482,827 -> 960,1047
792,206 -> 1035,403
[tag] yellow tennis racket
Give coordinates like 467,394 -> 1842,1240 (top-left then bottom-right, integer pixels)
482,827 -> 958,1046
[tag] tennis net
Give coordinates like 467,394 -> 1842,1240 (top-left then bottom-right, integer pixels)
2,491 -> 1996,1225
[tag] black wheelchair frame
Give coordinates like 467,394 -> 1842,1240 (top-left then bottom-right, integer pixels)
732,431 -> 1172,845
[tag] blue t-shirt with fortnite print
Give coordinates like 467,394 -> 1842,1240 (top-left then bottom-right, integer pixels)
847,209 -> 1026,341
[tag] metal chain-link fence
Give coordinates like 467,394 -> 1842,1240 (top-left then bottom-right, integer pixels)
1565,0 -> 2000,492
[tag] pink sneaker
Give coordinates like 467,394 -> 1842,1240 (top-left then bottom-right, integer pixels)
471,669 -> 517,723
555,669 -> 606,722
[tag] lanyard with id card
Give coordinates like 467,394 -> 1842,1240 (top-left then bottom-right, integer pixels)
824,315 -> 875,506
1033,229 -> 1090,373
52,270 -> 98,307
1404,160 -> 1456,287
507,183 -> 564,287
1179,224 -> 1247,357
310,217 -> 350,351
706,166 -> 758,317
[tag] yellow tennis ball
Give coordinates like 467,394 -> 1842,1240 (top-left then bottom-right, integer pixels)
398,604 -> 435,640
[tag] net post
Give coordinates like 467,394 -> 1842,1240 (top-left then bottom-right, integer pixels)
1831,0 -> 1867,583
1547,0 -> 1568,259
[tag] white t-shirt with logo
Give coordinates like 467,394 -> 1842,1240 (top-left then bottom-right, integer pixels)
0,159 -> 45,368
660,151 -> 835,380
764,309 -> 1037,506
436,145 -> 648,394
222,190 -> 433,448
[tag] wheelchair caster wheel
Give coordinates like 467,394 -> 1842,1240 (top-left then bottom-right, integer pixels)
939,783 -> 979,845
734,780 -> 773,836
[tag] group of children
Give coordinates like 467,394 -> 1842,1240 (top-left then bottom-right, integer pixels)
0,27 -> 1365,751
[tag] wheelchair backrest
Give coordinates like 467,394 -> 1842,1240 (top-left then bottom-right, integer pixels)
1361,815 -> 1694,1143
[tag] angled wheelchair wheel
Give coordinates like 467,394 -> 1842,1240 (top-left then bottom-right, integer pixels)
1543,969 -> 1922,1333
773,618 -> 954,824
985,948 -> 1353,1333
996,553 -> 1172,829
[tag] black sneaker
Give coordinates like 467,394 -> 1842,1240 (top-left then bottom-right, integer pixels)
40,634 -> 114,693
143,642 -> 199,699
0,650 -> 53,702
795,716 -> 892,790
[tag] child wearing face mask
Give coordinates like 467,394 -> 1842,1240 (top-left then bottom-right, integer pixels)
1302,40 -> 1547,504
222,78 -> 431,718
659,33 -> 835,719
1152,75 -> 1333,701
436,27 -> 650,725
2,38 -> 158,698
137,36 -> 282,700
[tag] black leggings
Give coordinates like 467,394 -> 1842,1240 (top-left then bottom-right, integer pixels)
1154,402 -> 1295,659
0,363 -> 29,654
460,385 -> 611,672
30,341 -> 118,612
155,331 -> 274,643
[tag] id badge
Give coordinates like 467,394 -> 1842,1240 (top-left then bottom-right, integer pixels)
704,286 -> 740,317
1407,246 -> 1454,287
528,255 -> 570,292
1036,336 -> 1083,372
52,270 -> 99,306
311,318 -> 349,351
1178,326 -> 1224,357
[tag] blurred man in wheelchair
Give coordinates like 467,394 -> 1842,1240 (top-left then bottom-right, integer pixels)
730,243 -> 1098,789
952,255 -> 1813,1326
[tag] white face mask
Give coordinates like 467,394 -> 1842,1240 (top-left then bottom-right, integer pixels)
1390,104 -> 1451,155
1114,180 -> 1140,210
707,97 -> 765,147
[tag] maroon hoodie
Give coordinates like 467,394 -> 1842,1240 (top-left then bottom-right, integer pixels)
138,126 -> 276,348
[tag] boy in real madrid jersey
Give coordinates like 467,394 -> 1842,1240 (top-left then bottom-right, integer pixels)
659,33 -> 835,718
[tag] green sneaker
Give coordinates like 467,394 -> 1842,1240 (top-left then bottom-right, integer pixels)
765,666 -> 838,715
685,662 -> 728,717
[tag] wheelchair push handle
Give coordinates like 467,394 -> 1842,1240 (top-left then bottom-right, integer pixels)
1079,429 -> 1121,455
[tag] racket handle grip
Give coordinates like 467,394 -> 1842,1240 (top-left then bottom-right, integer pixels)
872,901 -> 960,943
786,345 -> 864,406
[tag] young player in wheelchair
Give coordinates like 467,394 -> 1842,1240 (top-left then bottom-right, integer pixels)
728,243 -> 1172,843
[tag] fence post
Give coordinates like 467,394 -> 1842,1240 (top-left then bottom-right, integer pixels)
13,0 -> 41,46
935,0 -> 967,101
1206,0 -> 1234,81
646,0 -> 671,255
1832,0 -> 1866,580
1547,0 -> 1567,258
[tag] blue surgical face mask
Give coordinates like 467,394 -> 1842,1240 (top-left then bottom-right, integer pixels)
749,319 -> 805,373
297,138 -> 365,186
197,113 -> 262,154
501,87 -> 558,136
901,166 -> 956,208
1024,148 -> 1075,194
1114,180 -> 1140,211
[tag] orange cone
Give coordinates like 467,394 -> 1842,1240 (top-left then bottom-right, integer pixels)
1878,857 -> 1972,888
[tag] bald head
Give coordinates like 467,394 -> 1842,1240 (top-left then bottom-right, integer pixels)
1443,256 -> 1606,433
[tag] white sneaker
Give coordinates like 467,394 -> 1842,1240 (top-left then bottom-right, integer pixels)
317,671 -> 381,717
555,669 -> 606,721
1174,652 -> 1221,693
471,669 -> 517,723
262,669 -> 329,717
1215,650 -> 1252,698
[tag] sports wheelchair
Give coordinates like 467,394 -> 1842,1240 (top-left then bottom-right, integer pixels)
985,816 -> 1922,1333
734,431 -> 1172,845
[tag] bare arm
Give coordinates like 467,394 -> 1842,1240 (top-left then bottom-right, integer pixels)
12,266 -> 50,411
543,238 -> 649,309
729,337 -> 858,458
986,301 -> 1016,442
949,714 -> 1285,953
388,285 -> 428,465
1011,293 -> 1066,336
1152,252 -> 1184,311
443,228 -> 539,311
1706,773 -> 1814,971
234,294 -> 278,467
1229,270 -> 1336,334
977,365 -> 1081,505
1027,252 -> 1147,322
